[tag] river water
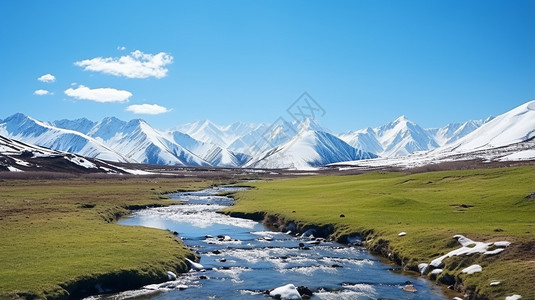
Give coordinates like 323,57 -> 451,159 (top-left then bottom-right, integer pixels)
98,186 -> 448,299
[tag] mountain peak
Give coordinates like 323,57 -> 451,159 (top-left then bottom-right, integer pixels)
296,117 -> 325,133
4,113 -> 31,123
393,115 -> 411,123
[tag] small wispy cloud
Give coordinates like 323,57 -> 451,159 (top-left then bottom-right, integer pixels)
117,46 -> 126,51
126,104 -> 171,115
37,74 -> 56,83
74,50 -> 173,79
34,89 -> 52,96
64,85 -> 132,103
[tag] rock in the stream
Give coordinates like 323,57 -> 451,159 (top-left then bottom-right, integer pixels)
269,283 -> 302,299
402,284 -> 417,293
297,286 -> 313,298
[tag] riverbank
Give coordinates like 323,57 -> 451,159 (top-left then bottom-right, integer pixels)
0,177 -> 212,299
223,166 -> 535,300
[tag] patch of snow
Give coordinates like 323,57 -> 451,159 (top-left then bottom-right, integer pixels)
167,271 -> 177,280
430,268 -> 443,275
114,166 -> 155,175
418,263 -> 429,275
185,258 -> 204,271
493,241 -> 511,247
490,281 -> 501,286
429,235 -> 508,268
8,166 -> 23,172
462,264 -> 482,274
505,295 -> 522,300
398,232 -> 407,236
13,158 -> 30,166
65,156 -> 97,169
499,149 -> 535,161
484,248 -> 505,255
269,283 -> 301,300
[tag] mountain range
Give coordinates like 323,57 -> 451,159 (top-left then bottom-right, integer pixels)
1,100 -> 534,170
331,100 -> 535,169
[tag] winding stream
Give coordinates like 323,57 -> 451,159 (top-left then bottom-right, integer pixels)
97,186 -> 449,299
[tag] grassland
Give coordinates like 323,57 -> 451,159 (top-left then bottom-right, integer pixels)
0,176 -> 213,299
224,166 -> 535,299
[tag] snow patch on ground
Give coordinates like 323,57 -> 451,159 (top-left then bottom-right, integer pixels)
7,166 -> 23,172
421,235 -> 510,274
499,149 -> 535,161
462,264 -> 482,274
65,156 -> 97,169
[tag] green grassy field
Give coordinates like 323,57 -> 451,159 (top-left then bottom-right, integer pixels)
224,166 -> 535,299
0,177 -> 212,299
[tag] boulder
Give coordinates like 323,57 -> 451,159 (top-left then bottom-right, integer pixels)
269,283 -> 301,299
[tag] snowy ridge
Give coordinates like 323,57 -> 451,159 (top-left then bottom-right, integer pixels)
246,129 -> 377,170
436,100 -> 535,154
331,100 -> 535,169
339,115 -> 484,157
0,134 -> 135,174
0,114 -> 130,163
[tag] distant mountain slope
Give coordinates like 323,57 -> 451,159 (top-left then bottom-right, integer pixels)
0,134 -> 128,174
177,120 -> 264,148
0,114 -> 130,163
170,130 -> 249,167
436,100 -> 535,154
330,100 -> 535,170
87,118 -> 210,166
339,115 -> 484,157
246,129 -> 377,170
426,120 -> 484,146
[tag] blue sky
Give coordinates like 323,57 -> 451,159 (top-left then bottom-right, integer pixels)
0,0 -> 533,132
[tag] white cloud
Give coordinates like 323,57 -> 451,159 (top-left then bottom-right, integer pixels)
34,89 -> 51,96
64,85 -> 132,103
117,46 -> 126,51
126,104 -> 171,115
37,74 -> 56,83
74,50 -> 173,79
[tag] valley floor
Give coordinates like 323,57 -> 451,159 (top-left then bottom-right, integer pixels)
0,164 -> 533,299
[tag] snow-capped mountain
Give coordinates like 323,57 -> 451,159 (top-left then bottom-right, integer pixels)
45,115 -> 246,167
177,120 -> 266,149
246,129 -> 377,170
0,134 -> 129,174
0,114 -> 130,163
178,118 -> 327,154
2,100 -> 531,171
435,100 -> 535,154
375,115 -> 439,157
53,117 -> 96,135
170,130 -> 249,167
426,120 -> 485,146
330,100 -> 535,170
338,127 -> 383,155
339,115 -> 485,157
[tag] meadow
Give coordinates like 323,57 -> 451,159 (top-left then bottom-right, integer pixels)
224,166 -> 535,299
0,176 -> 212,299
